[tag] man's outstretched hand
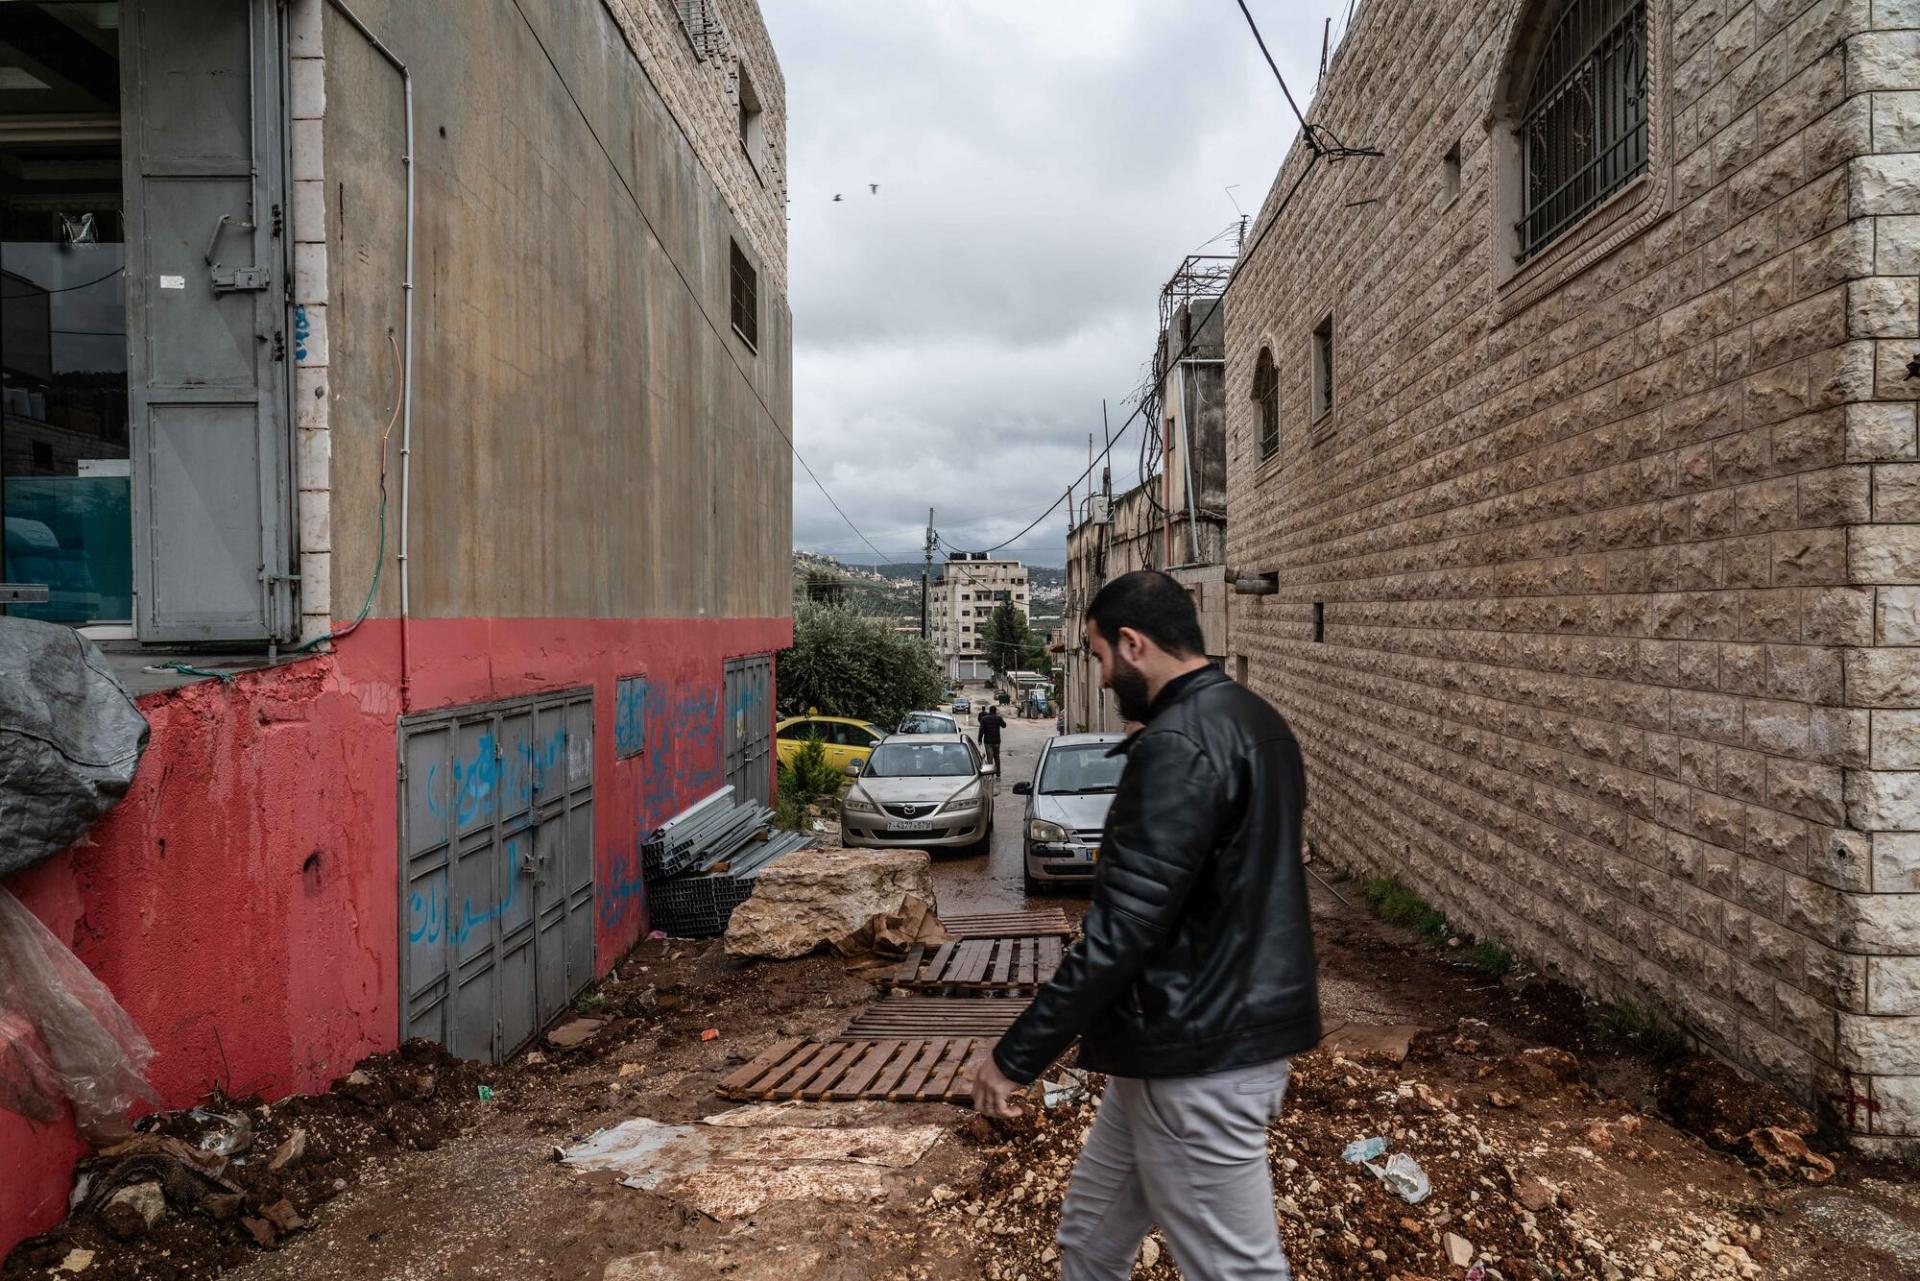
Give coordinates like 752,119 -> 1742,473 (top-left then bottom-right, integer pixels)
970,1052 -> 1025,1119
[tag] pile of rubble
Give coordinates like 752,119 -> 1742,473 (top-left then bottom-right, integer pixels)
932,1026 -> 1816,1281
3,1040 -> 492,1280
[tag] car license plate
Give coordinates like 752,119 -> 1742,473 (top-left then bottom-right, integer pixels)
888,820 -> 934,833
1087,846 -> 1100,861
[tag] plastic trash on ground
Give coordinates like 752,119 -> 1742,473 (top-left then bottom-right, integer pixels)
1041,1068 -> 1095,1109
1340,1136 -> 1388,1164
1339,1134 -> 1432,1204
0,887 -> 158,1143
1375,1151 -> 1431,1204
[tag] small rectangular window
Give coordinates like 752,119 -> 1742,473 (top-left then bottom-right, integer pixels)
1312,601 -> 1325,643
1442,142 -> 1461,202
1234,655 -> 1249,684
1311,315 -> 1334,421
729,239 -> 758,350
737,66 -> 765,173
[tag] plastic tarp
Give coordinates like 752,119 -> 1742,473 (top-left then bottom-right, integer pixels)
0,616 -> 148,880
0,887 -> 159,1141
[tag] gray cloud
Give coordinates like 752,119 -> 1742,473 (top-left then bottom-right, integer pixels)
762,0 -> 1352,565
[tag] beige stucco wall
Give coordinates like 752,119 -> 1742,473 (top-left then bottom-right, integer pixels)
1226,0 -> 1920,1148
293,0 -> 790,631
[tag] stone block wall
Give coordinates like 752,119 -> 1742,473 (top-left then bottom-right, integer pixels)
1223,0 -> 1920,1147
602,0 -> 789,287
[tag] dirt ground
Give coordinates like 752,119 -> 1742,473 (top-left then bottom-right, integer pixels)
9,716 -> 1920,1279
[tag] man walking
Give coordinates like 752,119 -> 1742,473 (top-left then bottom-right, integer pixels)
971,570 -> 1317,1280
977,702 -> 1006,771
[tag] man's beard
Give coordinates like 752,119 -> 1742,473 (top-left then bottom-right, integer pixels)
1109,652 -> 1153,723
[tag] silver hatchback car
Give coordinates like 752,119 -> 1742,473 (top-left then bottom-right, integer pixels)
840,734 -> 993,853
1013,733 -> 1126,893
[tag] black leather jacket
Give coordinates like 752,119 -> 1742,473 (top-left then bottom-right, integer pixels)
993,666 -> 1319,1082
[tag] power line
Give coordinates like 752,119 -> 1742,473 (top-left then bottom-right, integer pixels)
953,148 -> 1327,557
511,0 -> 909,598
790,447 -> 908,568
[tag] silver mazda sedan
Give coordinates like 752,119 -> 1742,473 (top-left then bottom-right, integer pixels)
840,734 -> 992,854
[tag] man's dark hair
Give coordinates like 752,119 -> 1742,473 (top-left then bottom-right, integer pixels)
1086,570 -> 1205,657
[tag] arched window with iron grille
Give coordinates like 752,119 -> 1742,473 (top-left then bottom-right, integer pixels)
1252,346 -> 1279,461
1518,0 -> 1649,261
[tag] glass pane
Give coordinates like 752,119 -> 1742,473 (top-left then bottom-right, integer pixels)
2,7 -> 129,626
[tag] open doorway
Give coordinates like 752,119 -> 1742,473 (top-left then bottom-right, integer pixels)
0,2 -> 130,632
2,0 -> 295,647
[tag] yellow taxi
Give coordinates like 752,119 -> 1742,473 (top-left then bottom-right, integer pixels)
775,715 -> 888,773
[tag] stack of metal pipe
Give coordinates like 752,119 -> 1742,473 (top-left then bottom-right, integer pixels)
644,787 -> 815,937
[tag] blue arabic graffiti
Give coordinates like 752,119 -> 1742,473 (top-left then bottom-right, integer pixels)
597,679 -> 726,928
408,831 -> 529,947
424,728 -> 568,829
597,847 -> 647,928
293,304 -> 311,362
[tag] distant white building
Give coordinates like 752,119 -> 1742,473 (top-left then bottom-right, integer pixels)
927,554 -> 1029,684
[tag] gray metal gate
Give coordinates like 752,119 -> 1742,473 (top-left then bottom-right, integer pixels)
723,654 -> 773,808
122,0 -> 293,641
399,690 -> 595,1064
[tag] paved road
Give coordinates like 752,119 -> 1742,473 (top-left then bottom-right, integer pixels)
926,708 -> 1068,915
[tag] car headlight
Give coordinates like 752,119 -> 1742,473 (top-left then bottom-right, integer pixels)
842,792 -> 878,814
940,785 -> 981,815
1028,819 -> 1069,843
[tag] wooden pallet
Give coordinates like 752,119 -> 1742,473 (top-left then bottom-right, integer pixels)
897,935 -> 1062,993
718,1037 -> 985,1102
941,908 -> 1072,938
836,995 -> 1030,1041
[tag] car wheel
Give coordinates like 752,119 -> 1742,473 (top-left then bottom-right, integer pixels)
1023,865 -> 1043,896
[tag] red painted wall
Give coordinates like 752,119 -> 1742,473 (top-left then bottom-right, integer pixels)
0,613 -> 788,1256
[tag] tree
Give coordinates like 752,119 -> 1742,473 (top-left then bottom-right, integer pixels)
1023,629 -> 1051,673
982,602 -> 1031,676
777,602 -> 943,728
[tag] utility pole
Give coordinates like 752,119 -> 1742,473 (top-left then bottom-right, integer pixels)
921,507 -> 934,642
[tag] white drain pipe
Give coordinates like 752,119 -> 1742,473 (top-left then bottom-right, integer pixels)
324,0 -> 414,708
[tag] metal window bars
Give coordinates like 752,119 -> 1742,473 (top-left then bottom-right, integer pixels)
675,0 -> 730,61
730,240 -> 757,349
1252,347 -> 1280,460
1517,0 -> 1648,262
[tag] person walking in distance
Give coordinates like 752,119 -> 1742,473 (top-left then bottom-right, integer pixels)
971,569 -> 1317,1280
977,703 -> 1006,771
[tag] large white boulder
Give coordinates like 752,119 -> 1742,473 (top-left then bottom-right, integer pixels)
724,849 -> 938,960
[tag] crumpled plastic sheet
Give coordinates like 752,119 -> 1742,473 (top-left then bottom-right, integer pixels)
0,887 -> 158,1143
0,617 -> 149,881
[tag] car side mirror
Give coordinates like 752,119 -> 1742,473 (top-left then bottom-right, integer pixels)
844,761 -> 862,777
1011,781 -> 1031,795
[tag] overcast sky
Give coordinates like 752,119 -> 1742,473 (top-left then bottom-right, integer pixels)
761,0 -> 1353,569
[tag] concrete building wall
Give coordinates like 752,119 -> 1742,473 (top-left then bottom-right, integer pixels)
315,0 -> 791,628
1223,0 -> 1920,1146
1062,478 -> 1229,733
2,0 -> 795,1251
1061,298 -> 1231,735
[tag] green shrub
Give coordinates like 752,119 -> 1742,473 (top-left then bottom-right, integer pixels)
790,733 -> 843,799
1360,876 -> 1450,939
1467,940 -> 1515,978
772,768 -> 810,832
1592,999 -> 1690,1064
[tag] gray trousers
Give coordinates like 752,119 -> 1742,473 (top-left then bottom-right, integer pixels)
1057,1058 -> 1293,1281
